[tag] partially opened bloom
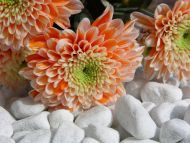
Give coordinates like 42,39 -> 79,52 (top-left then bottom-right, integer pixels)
0,0 -> 83,50
0,45 -> 29,89
20,5 -> 143,111
131,0 -> 190,83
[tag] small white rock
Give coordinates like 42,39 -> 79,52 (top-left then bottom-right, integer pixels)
48,109 -> 74,129
52,121 -> 84,143
12,131 -> 31,142
150,103 -> 175,127
18,130 -> 51,143
142,102 -> 156,113
0,121 -> 13,137
82,137 -> 100,143
141,82 -> 183,105
125,79 -> 146,99
115,95 -> 157,139
0,136 -> 15,143
85,124 -> 120,143
184,105 -> 190,124
120,137 -> 159,143
0,106 -> 15,124
10,96 -> 46,119
13,112 -> 50,132
75,106 -> 112,128
160,119 -> 190,143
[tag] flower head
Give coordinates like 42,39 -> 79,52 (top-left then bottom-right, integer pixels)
0,44 -> 29,89
0,0 -> 83,50
131,0 -> 190,83
20,5 -> 143,111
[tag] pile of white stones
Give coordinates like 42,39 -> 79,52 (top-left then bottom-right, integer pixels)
1,79 -> 190,143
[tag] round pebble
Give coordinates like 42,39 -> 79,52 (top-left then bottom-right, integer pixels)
85,124 -> 120,143
115,95 -> 157,139
48,109 -> 74,129
141,82 -> 183,105
75,105 -> 112,128
160,119 -> 190,143
10,97 -> 46,119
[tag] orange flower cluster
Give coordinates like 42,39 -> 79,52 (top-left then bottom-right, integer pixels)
0,0 -> 83,50
20,5 -> 144,111
131,0 -> 190,83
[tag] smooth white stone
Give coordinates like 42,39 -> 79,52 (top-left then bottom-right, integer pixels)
82,137 -> 100,143
85,124 -> 120,143
120,137 -> 159,143
115,95 -> 157,139
0,136 -> 15,143
141,82 -> 182,105
10,97 -> 46,119
0,106 -> 15,124
52,121 -> 84,143
18,130 -> 51,143
12,131 -> 31,142
75,105 -> 112,128
150,103 -> 175,127
160,119 -> 190,143
48,109 -> 74,129
0,121 -> 13,137
13,112 -> 50,132
142,102 -> 156,113
184,105 -> 190,124
182,87 -> 190,99
125,79 -> 146,100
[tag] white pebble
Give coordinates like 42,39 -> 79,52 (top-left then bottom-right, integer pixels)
48,109 -> 74,129
85,124 -> 120,143
13,112 -> 50,132
0,136 -> 15,143
160,119 -> 190,143
0,106 -> 15,124
75,106 -> 112,128
0,121 -> 13,137
150,103 -> 175,127
141,82 -> 182,105
10,96 -> 46,119
142,102 -> 156,113
52,121 -> 84,143
18,130 -> 51,143
120,137 -> 159,143
115,95 -> 157,139
82,137 -> 100,143
125,79 -> 146,100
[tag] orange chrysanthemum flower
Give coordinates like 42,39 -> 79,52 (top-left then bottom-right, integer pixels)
20,5 -> 143,111
0,45 -> 29,89
0,0 -> 83,50
131,0 -> 190,83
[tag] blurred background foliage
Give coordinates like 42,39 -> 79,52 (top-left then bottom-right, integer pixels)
54,0 -> 176,30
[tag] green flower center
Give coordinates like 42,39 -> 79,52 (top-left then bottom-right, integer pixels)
71,59 -> 101,86
174,21 -> 190,51
0,0 -> 17,4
